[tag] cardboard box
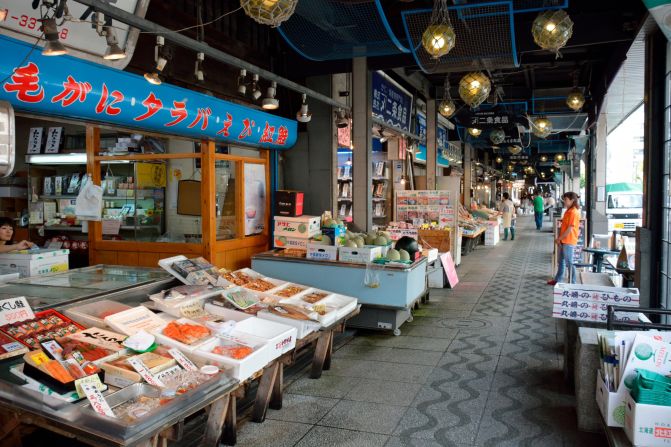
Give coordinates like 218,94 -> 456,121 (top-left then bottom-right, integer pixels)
274,235 -> 311,250
484,222 -> 499,246
552,282 -> 639,323
596,369 -> 626,427
0,249 -> 69,278
320,226 -> 346,246
338,246 -> 382,263
307,244 -> 338,261
275,190 -> 304,217
274,215 -> 321,238
624,391 -> 671,446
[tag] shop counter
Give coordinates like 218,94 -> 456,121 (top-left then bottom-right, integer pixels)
252,251 -> 427,335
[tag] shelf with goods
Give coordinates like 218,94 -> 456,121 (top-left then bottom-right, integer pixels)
371,158 -> 391,224
337,152 -> 354,222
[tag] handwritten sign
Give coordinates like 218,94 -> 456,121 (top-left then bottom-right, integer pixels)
75,374 -> 105,398
440,252 -> 459,288
168,348 -> 198,371
81,382 -> 115,417
101,219 -> 121,235
127,356 -> 164,387
0,297 -> 35,326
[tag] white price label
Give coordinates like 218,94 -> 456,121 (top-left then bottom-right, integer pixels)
81,382 -> 115,418
168,348 -> 198,371
0,297 -> 35,326
127,357 -> 164,387
2,342 -> 24,352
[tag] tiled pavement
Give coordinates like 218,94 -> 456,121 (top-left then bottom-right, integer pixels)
234,216 -> 607,447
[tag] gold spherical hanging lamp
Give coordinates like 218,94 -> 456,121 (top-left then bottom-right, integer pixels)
241,0 -> 298,27
459,72 -> 491,109
489,128 -> 505,145
566,87 -> 585,111
438,76 -> 456,118
531,9 -> 573,57
421,0 -> 456,59
532,116 -> 552,138
468,127 -> 482,137
508,145 -> 522,155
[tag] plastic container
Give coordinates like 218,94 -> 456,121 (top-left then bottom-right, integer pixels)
631,369 -> 671,406
256,309 -> 320,339
241,277 -> 286,294
64,300 -> 133,329
193,333 -> 269,381
152,318 -> 214,353
148,286 -> 225,317
234,317 -> 297,361
216,268 -> 264,287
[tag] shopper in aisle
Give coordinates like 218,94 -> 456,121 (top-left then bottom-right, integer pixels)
547,192 -> 581,285
500,192 -> 516,241
0,217 -> 34,253
533,191 -> 544,230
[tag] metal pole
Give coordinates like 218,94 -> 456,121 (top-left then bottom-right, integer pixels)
73,0 -> 350,111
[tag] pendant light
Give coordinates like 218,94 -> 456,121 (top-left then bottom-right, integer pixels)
489,128 -> 505,145
262,81 -> 279,110
532,116 -> 552,138
531,9 -> 574,58
540,155 -> 548,162
508,145 -> 522,155
566,87 -> 585,111
459,72 -> 491,109
555,154 -> 565,162
468,127 -> 482,137
438,76 -> 456,118
335,109 -> 349,129
296,94 -> 312,123
495,156 -> 503,164
41,18 -> 67,56
421,0 -> 456,59
144,36 -> 170,85
241,0 -> 298,27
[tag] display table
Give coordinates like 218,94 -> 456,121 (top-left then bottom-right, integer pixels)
461,226 -> 485,255
252,252 -> 427,336
582,247 -> 621,273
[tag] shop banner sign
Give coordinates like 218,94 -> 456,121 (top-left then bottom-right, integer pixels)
464,107 -> 516,128
372,72 -> 412,132
416,112 -> 427,144
0,35 -> 297,149
437,125 -> 448,150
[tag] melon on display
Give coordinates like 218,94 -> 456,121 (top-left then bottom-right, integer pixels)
399,249 -> 410,261
374,236 -> 388,246
386,248 -> 401,261
345,240 -> 357,248
313,235 -> 331,245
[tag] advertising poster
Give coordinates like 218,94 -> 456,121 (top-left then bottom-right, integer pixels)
244,164 -> 266,236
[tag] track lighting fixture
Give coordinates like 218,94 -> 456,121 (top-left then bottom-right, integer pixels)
237,69 -> 247,95
296,94 -> 312,123
194,52 -> 205,82
335,109 -> 349,128
144,36 -> 170,85
42,18 -> 67,56
251,74 -> 262,100
93,13 -> 125,60
262,81 -> 279,110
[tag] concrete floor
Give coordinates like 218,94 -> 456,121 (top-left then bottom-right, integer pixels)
234,215 -> 608,447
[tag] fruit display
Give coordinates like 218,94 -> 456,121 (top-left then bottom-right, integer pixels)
161,320 -> 211,345
341,229 -> 391,248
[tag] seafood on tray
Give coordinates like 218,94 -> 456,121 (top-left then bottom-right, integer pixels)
301,291 -> 328,304
161,320 -> 211,345
274,285 -> 305,298
243,278 -> 277,292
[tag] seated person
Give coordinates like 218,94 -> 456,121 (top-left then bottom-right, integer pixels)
0,217 -> 35,253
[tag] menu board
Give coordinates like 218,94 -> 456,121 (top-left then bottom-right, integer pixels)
395,190 -> 454,228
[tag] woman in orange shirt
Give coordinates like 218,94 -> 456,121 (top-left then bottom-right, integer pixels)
547,192 -> 581,285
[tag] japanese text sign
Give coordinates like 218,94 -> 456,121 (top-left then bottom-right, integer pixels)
0,297 -> 34,326
372,71 -> 412,132
0,35 -> 297,149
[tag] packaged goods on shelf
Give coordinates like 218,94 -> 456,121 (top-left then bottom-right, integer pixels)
273,215 -> 321,238
275,190 -> 304,217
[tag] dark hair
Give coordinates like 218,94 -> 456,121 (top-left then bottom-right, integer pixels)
502,192 -> 510,200
563,192 -> 580,209
0,217 -> 14,229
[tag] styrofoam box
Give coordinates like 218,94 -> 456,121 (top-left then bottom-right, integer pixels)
365,244 -> 392,257
256,310 -> 320,339
273,235 -> 311,250
150,288 -> 225,317
242,277 -> 287,294
235,317 -> 297,361
306,244 -> 338,261
596,370 -> 626,427
624,391 -> 671,447
151,318 -> 215,353
193,333 -> 270,382
274,215 -> 321,239
203,302 -> 253,322
0,249 -> 69,277
216,268 -> 263,288
64,300 -> 133,329
104,306 -> 169,336
338,246 -> 382,263
280,294 -> 338,327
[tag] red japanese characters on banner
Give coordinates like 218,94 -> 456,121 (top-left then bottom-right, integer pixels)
187,107 -> 211,130
259,122 -> 275,143
51,75 -> 92,107
95,83 -> 123,116
238,118 -> 255,139
3,62 -> 44,103
276,126 -> 289,145
134,92 -> 162,121
165,100 -> 187,127
217,113 -> 233,137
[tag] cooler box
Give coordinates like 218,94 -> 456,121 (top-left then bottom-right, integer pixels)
0,249 -> 69,277
275,190 -> 304,217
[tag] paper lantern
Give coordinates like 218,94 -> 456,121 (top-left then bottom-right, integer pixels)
459,72 -> 491,109
532,10 -> 573,57
241,0 -> 297,27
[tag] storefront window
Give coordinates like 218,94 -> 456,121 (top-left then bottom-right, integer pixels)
243,162 -> 267,236
216,160 -> 237,241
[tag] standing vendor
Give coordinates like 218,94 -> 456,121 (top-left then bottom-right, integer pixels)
0,217 -> 35,253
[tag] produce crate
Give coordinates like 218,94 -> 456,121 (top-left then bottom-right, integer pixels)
417,229 -> 451,253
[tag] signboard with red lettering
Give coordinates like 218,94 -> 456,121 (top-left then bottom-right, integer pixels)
0,35 -> 297,149
0,297 -> 35,326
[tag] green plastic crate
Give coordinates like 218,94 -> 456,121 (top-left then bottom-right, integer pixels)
631,369 -> 671,407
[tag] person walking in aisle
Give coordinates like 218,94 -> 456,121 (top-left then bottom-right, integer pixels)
547,192 -> 581,285
533,191 -> 544,230
500,192 -> 516,240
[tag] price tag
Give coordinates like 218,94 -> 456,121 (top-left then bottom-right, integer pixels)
81,382 -> 115,417
179,302 -> 211,320
0,297 -> 35,326
29,351 -> 50,366
155,365 -> 182,381
102,220 -> 121,235
75,374 -> 105,398
127,356 -> 164,387
2,342 -> 24,352
168,348 -> 198,371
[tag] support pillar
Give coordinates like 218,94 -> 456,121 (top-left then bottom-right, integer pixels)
463,142 -> 472,208
426,99 -> 437,190
352,57 -> 372,231
591,110 -> 608,234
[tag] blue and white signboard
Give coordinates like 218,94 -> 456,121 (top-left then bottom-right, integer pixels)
0,35 -> 297,149
437,125 -> 448,150
416,111 -> 427,145
372,71 -> 412,133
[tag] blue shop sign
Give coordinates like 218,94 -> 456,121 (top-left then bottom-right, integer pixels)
372,72 -> 412,133
437,125 -> 447,150
0,35 -> 297,149
416,111 -> 427,145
